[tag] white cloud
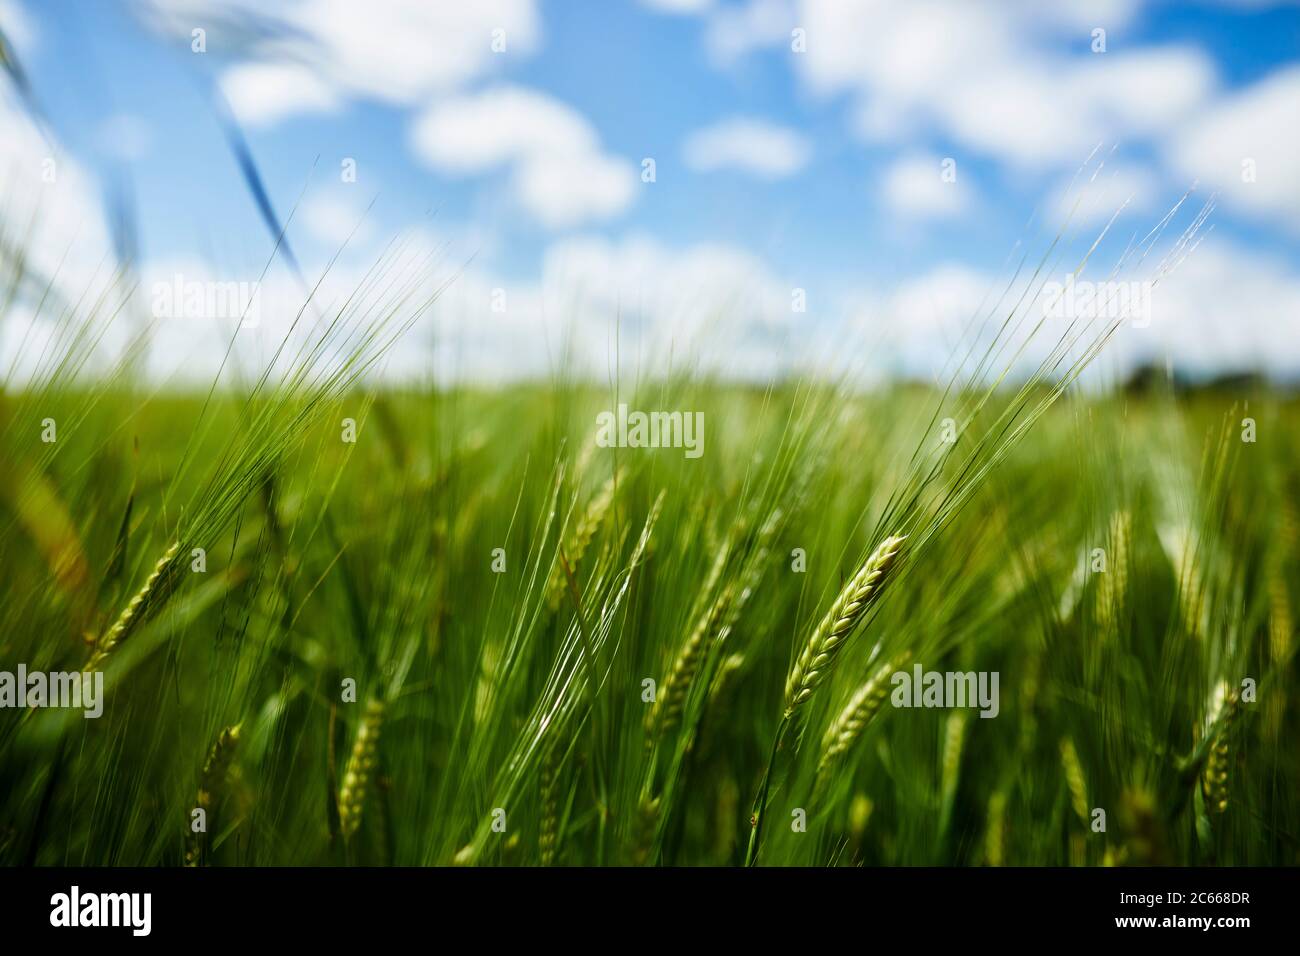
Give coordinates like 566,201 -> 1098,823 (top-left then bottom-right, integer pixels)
145,231 -> 803,386
1169,65 -> 1300,230
136,4 -> 641,234
220,62 -> 340,127
881,153 -> 969,219
885,265 -> 991,329
396,227 -> 1293,387
922,48 -> 1215,169
0,92 -> 124,385
639,0 -> 714,14
143,0 -> 541,121
134,232 -> 455,386
866,264 -> 994,373
0,94 -> 110,288
295,0 -> 540,103
498,233 -> 806,380
795,1 -> 1088,167
514,152 -> 637,229
352,232 -> 812,383
96,114 -> 153,162
794,0 -> 1003,100
1120,238 -> 1300,377
411,86 -> 636,228
840,233 -> 1300,384
1011,0 -> 1141,31
1070,48 -> 1216,132
1050,162 -> 1158,227
962,79 -> 1100,168
705,0 -> 794,65
682,117 -> 812,179
410,87 -> 596,173
301,194 -> 373,247
0,0 -> 37,53
708,0 -> 1292,239
710,2 -> 1219,171
38,213 -> 1300,388
539,234 -> 794,338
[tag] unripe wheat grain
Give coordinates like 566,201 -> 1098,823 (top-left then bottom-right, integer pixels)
815,650 -> 911,788
184,723 -> 241,867
783,535 -> 905,718
338,698 -> 385,839
86,541 -> 182,672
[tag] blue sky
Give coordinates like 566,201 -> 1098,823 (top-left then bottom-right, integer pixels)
3,0 -> 1299,382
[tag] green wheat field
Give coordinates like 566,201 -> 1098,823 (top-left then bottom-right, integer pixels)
0,248 -> 1296,867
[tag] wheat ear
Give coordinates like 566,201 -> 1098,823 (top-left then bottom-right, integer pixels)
338,698 -> 385,839
547,476 -> 615,610
86,540 -> 182,672
644,610 -> 712,737
985,791 -> 1007,866
645,545 -> 732,737
630,793 -> 661,866
1059,737 -> 1089,824
708,652 -> 745,703
645,513 -> 775,741
783,535 -> 905,717
816,650 -> 910,788
184,723 -> 241,867
539,752 -> 559,866
1201,690 -> 1239,814
1095,510 -> 1130,634
1266,566 -> 1291,740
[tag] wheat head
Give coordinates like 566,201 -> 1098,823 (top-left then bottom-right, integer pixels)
1202,688 -> 1239,814
86,540 -> 182,672
338,698 -> 385,839
783,535 -> 905,718
816,649 -> 910,787
184,723 -> 241,867
1059,737 -> 1089,824
645,545 -> 732,738
546,476 -> 616,611
539,752 -> 559,866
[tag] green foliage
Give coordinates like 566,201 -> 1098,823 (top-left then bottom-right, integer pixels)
1,375 -> 1295,866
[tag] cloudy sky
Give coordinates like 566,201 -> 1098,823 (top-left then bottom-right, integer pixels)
2,0 -> 1298,384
